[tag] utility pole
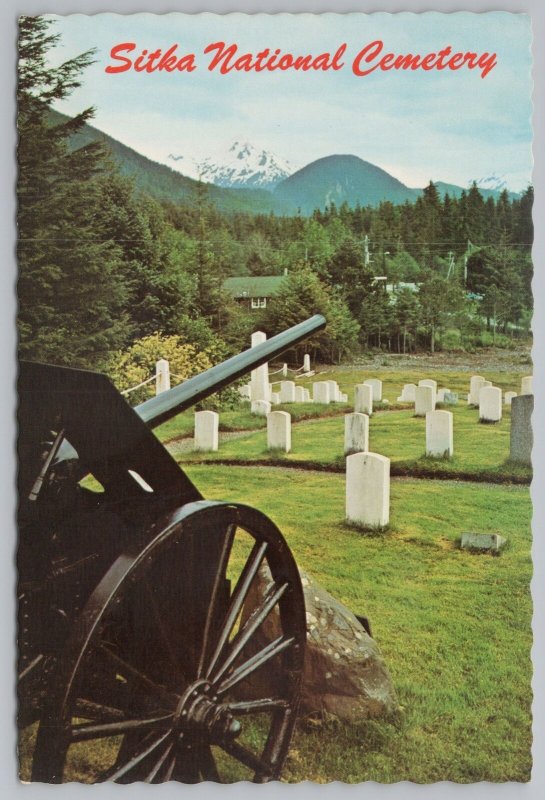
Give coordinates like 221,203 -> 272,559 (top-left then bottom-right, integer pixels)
446,250 -> 455,280
463,239 -> 473,285
363,235 -> 370,268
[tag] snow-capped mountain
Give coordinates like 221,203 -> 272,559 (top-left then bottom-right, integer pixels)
168,140 -> 293,189
472,174 -> 510,193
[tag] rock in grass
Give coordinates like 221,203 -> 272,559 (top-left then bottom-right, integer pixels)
460,532 -> 506,552
240,565 -> 398,722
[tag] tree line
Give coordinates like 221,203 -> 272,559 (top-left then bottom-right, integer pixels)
18,16 -> 533,380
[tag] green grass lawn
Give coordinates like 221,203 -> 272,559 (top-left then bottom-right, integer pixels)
167,403 -> 530,483
184,464 -> 532,783
155,365 -> 530,482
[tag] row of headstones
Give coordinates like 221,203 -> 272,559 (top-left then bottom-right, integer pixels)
193,407 -> 453,459
467,374 -> 533,423
242,379 -> 350,414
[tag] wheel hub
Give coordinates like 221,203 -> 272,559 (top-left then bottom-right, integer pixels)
174,680 -> 241,743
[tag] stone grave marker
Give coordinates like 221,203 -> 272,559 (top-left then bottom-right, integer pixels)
250,331 -> 270,402
346,452 -> 390,528
194,410 -> 219,452
267,410 -> 291,452
398,383 -> 416,402
479,386 -> 502,422
344,413 -> 369,455
461,532 -> 506,552
355,384 -> 373,415
510,394 -> 533,464
364,378 -> 382,402
251,399 -> 271,416
326,380 -> 340,402
504,391 -> 517,406
521,376 -> 533,395
425,410 -> 453,457
279,380 -> 296,403
313,381 -> 331,404
414,385 -> 435,416
469,375 -> 485,405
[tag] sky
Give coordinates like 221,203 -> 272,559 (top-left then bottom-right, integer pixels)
44,12 -> 533,191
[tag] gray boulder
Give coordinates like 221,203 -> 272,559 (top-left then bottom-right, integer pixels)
242,566 -> 398,723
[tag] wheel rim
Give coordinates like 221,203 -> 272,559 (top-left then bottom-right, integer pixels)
31,501 -> 305,783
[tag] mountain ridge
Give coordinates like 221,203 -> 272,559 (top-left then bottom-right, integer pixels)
48,110 -> 522,215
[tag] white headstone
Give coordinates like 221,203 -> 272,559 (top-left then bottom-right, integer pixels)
302,388 -> 311,402
267,411 -> 291,452
238,383 -> 251,399
355,384 -> 373,415
339,392 -> 348,403
250,331 -> 270,402
279,380 -> 296,403
504,391 -> 517,406
425,410 -> 453,457
194,410 -> 219,452
414,385 -> 435,416
521,376 -> 533,395
303,354 -> 311,373
344,413 -> 369,455
400,383 -> 416,402
326,380 -> 340,402
479,386 -> 502,422
346,452 -> 390,528
364,378 -> 382,402
156,359 -> 170,395
437,388 -> 450,402
294,386 -> 305,403
469,375 -> 485,406
418,380 -> 436,406
251,400 -> 271,416
313,382 -> 331,404
270,392 -> 281,405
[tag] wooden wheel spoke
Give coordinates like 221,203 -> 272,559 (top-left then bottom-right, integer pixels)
219,738 -> 270,776
217,635 -> 295,696
196,743 -> 221,782
144,739 -> 175,783
225,698 -> 290,716
98,645 -> 179,705
73,698 -> 126,722
103,731 -> 172,782
211,581 -> 289,685
70,713 -> 173,743
205,540 -> 268,679
163,749 -> 178,781
197,523 -> 236,679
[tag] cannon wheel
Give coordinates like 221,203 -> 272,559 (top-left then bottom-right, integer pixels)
30,501 -> 306,784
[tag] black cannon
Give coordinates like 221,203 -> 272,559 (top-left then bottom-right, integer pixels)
18,315 -> 326,784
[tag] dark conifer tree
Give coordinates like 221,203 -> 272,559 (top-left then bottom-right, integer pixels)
17,16 -> 129,367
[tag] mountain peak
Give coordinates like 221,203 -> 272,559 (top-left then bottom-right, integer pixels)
168,140 -> 292,189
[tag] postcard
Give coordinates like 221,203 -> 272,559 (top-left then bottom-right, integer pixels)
16,11 -> 534,785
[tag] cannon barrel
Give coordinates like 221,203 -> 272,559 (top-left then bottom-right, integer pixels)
136,314 -> 326,430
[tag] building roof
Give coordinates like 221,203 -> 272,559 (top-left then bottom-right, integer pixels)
223,275 -> 287,299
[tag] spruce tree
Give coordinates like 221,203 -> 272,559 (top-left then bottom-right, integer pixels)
17,16 -> 129,368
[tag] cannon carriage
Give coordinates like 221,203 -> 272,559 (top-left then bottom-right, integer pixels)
18,315 -> 325,784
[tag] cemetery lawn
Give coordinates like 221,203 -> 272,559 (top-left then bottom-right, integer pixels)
186,464 -> 533,784
155,363 -> 530,483
165,403 -> 530,483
